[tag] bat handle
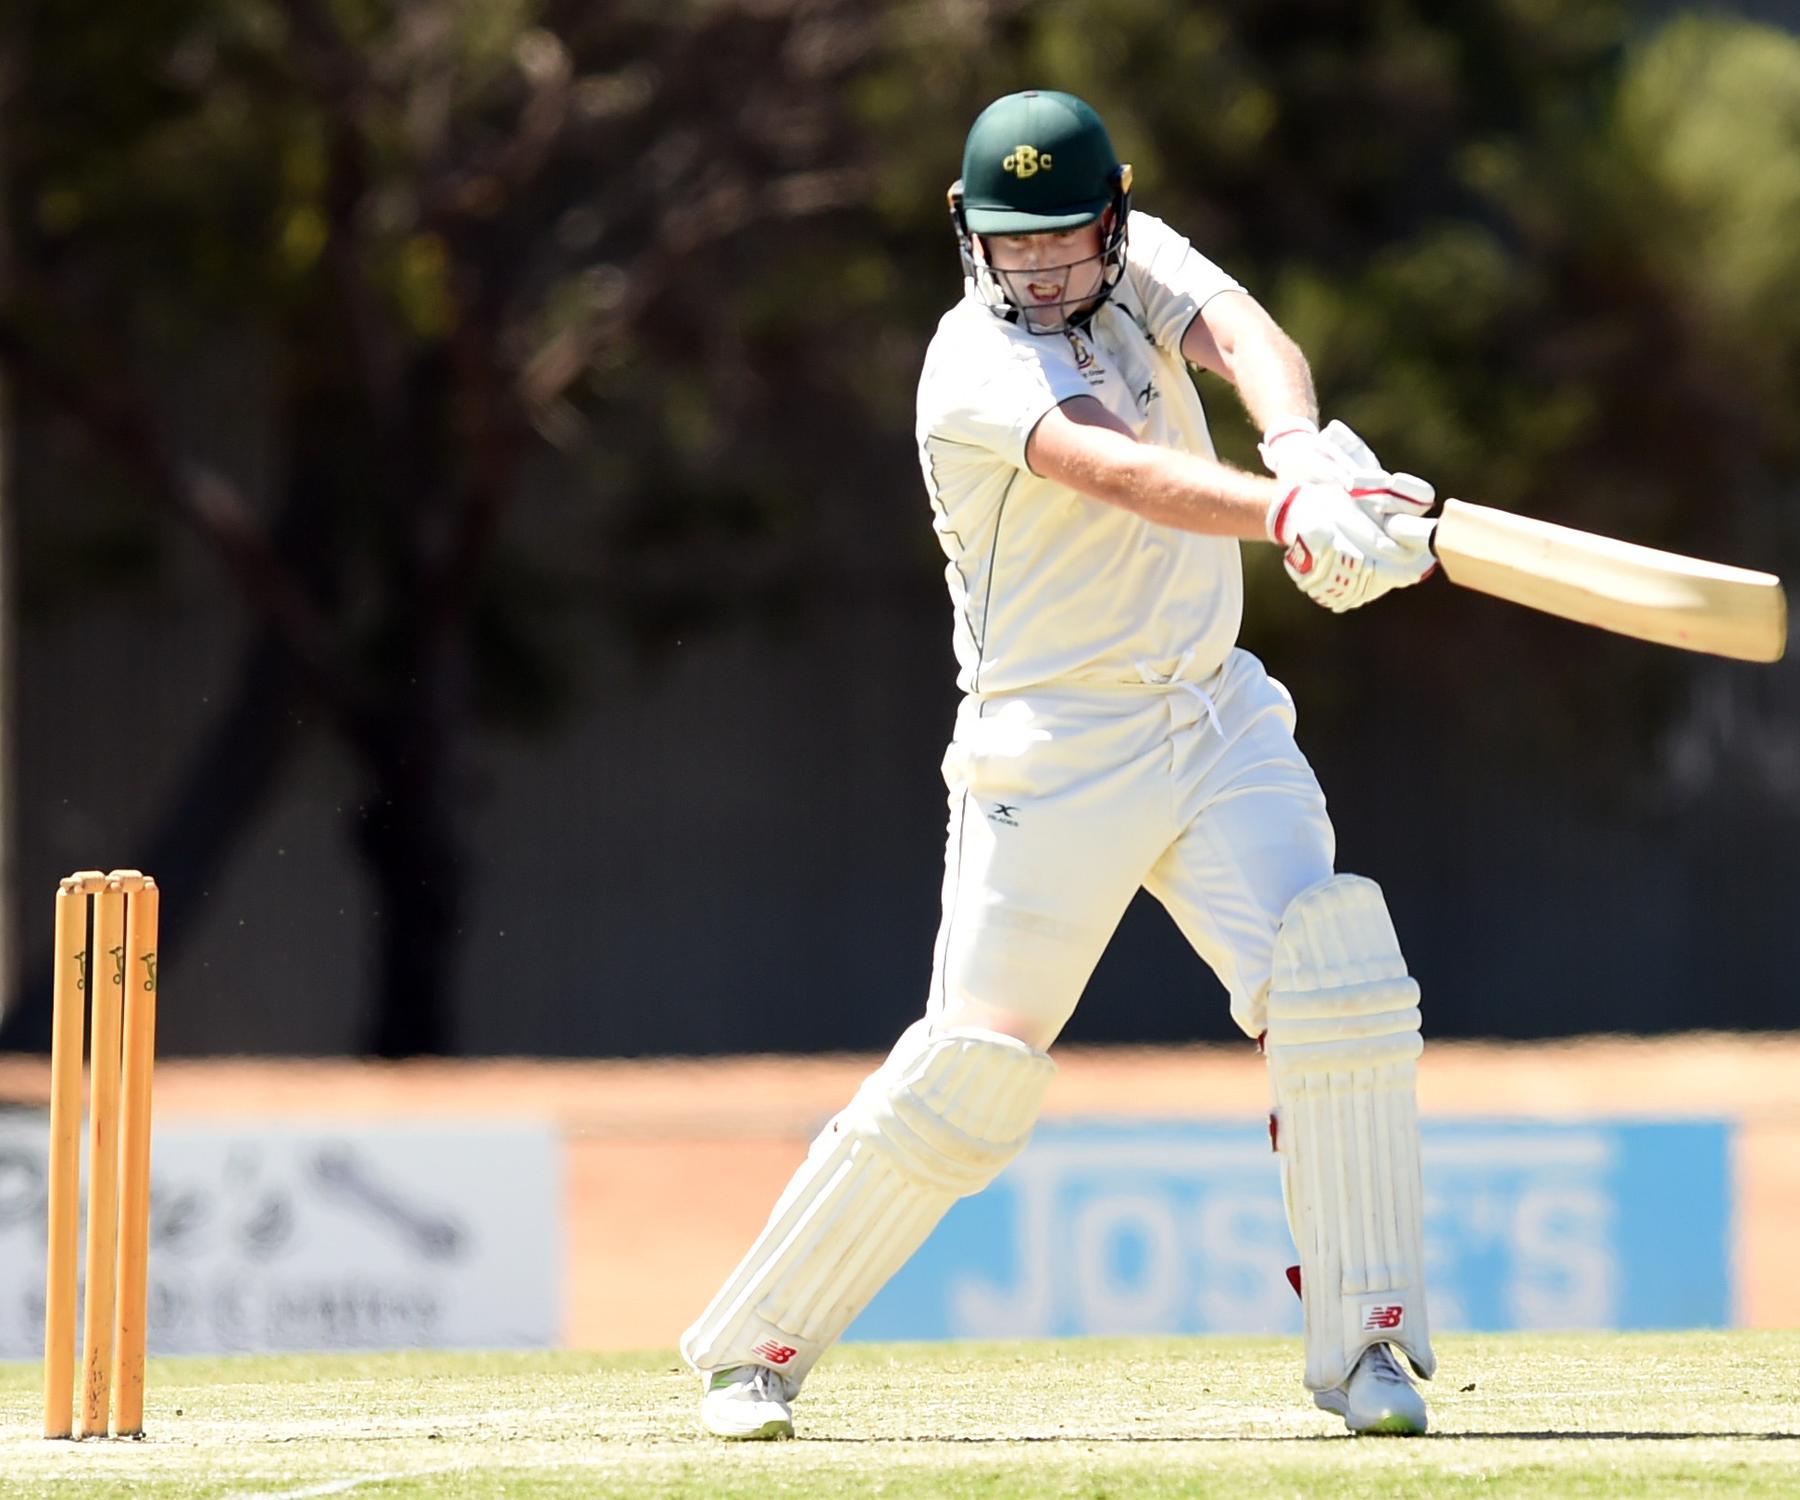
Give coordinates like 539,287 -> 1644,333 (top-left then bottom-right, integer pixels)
1386,513 -> 1439,557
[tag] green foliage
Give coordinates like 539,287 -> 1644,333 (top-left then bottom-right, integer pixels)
1616,17 -> 1800,427
7,0 -> 1797,771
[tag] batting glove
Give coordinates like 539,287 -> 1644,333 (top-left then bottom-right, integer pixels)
1261,417 -> 1436,527
1268,483 -> 1436,613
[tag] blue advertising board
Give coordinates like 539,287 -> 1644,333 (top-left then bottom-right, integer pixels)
850,1119 -> 1731,1341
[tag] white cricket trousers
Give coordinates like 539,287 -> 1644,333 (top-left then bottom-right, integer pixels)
926,647 -> 1335,1046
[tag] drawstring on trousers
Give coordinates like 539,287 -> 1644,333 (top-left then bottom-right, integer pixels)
1135,651 -> 1225,739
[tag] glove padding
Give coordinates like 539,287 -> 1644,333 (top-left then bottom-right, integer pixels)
1268,483 -> 1436,613
1260,419 -> 1436,524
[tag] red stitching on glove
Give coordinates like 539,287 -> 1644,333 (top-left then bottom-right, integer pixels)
1348,485 -> 1428,509
1271,486 -> 1301,546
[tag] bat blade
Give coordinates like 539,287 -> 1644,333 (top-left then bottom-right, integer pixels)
1429,499 -> 1787,663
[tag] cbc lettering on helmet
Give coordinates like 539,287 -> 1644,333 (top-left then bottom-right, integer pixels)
1002,145 -> 1051,179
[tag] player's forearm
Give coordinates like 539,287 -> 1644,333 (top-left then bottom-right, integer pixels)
1223,322 -> 1317,434
1059,428 -> 1276,539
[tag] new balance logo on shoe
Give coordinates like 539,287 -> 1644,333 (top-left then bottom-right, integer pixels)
751,1340 -> 797,1365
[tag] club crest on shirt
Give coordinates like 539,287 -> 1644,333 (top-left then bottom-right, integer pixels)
1064,329 -> 1106,386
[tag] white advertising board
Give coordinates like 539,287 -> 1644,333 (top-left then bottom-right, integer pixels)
0,1119 -> 560,1357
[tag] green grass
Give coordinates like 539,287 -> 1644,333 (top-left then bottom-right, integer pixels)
3,1333 -> 1798,1497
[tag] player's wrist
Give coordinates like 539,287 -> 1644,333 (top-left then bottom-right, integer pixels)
1260,415 -> 1319,453
1258,416 -> 1330,484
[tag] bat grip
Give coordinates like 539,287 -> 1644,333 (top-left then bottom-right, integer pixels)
1385,513 -> 1439,557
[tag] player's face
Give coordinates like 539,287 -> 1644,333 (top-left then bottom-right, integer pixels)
979,220 -> 1107,332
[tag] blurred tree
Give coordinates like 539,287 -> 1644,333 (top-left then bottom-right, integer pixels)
1,1 -> 1794,1054
0,0 -> 897,1053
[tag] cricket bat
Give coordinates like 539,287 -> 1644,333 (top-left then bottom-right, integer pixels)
1417,500 -> 1788,663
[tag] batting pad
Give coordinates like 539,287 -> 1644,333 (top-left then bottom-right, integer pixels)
1265,874 -> 1435,1391
680,1019 -> 1055,1386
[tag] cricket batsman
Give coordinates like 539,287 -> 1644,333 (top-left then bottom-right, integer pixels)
682,89 -> 1437,1438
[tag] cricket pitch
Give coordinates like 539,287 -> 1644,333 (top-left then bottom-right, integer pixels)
4,1332 -> 1798,1497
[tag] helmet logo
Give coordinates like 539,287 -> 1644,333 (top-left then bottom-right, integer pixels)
1002,145 -> 1051,179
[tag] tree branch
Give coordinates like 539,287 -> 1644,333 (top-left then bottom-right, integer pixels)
517,166 -> 863,411
0,311 -> 376,744
422,31 -> 576,229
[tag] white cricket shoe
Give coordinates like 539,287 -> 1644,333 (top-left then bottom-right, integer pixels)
1313,1343 -> 1429,1435
699,1364 -> 797,1440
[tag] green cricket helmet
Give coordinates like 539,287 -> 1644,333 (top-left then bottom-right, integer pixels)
947,90 -> 1133,333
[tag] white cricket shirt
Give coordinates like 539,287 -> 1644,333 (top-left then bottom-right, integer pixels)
916,211 -> 1247,695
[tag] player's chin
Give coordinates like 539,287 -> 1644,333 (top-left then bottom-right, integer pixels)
1031,291 -> 1103,334
1018,302 -> 1078,335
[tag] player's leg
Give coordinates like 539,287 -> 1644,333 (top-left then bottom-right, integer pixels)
1264,874 -> 1433,1434
1140,656 -> 1337,1040
682,690 -> 1172,1437
925,690 -> 1177,1046
680,1017 -> 1057,1436
1144,658 -> 1432,1434
924,782 -> 1153,1047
